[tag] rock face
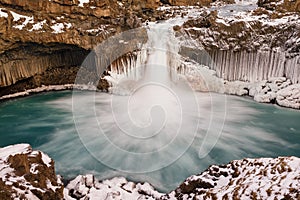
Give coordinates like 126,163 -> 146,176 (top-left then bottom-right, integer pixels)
0,0 -> 299,110
0,144 -> 64,199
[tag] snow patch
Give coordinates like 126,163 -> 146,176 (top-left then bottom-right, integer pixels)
30,20 -> 46,31
51,22 -> 72,33
41,153 -> 52,167
78,0 -> 89,7
0,144 -> 31,161
0,8 -> 8,18
10,11 -> 34,30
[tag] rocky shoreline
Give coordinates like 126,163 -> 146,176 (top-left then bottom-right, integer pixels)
0,144 -> 299,199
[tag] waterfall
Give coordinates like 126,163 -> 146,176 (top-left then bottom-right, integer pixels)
143,23 -> 180,85
107,22 -> 181,94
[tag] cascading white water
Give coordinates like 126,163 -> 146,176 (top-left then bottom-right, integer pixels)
107,22 -> 181,94
143,22 -> 181,85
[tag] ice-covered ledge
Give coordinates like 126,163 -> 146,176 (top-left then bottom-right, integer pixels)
0,84 -> 98,101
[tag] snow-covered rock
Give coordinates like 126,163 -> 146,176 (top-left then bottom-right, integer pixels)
64,175 -> 164,200
249,77 -> 292,103
166,157 -> 300,200
276,84 -> 300,109
1,144 -> 299,199
0,144 -> 64,199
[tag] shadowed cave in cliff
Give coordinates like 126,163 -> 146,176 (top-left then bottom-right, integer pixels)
0,43 -> 92,96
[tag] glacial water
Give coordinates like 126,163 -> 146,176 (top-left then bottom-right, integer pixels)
0,91 -> 299,192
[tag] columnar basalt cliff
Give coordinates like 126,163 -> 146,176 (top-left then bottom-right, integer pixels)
173,0 -> 300,108
0,0 -> 160,96
176,4 -> 300,84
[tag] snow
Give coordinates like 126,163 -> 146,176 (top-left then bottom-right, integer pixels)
0,84 -> 74,100
0,144 -> 299,199
0,84 -> 97,101
0,144 -> 31,161
172,157 -> 300,199
213,10 -> 300,27
0,8 -> 8,18
64,22 -> 72,29
4,10 -> 49,31
86,26 -> 107,33
235,0 -> 258,5
0,144 -> 63,199
30,20 -> 46,31
51,23 -> 65,33
41,153 -> 52,167
65,175 -> 164,200
46,179 -> 61,192
262,14 -> 299,26
10,11 -> 33,30
51,22 -> 72,33
215,18 -> 230,26
277,84 -> 300,109
30,163 -> 39,174
78,0 -> 89,7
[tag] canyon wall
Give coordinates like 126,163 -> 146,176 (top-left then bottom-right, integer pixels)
0,0 -> 154,95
